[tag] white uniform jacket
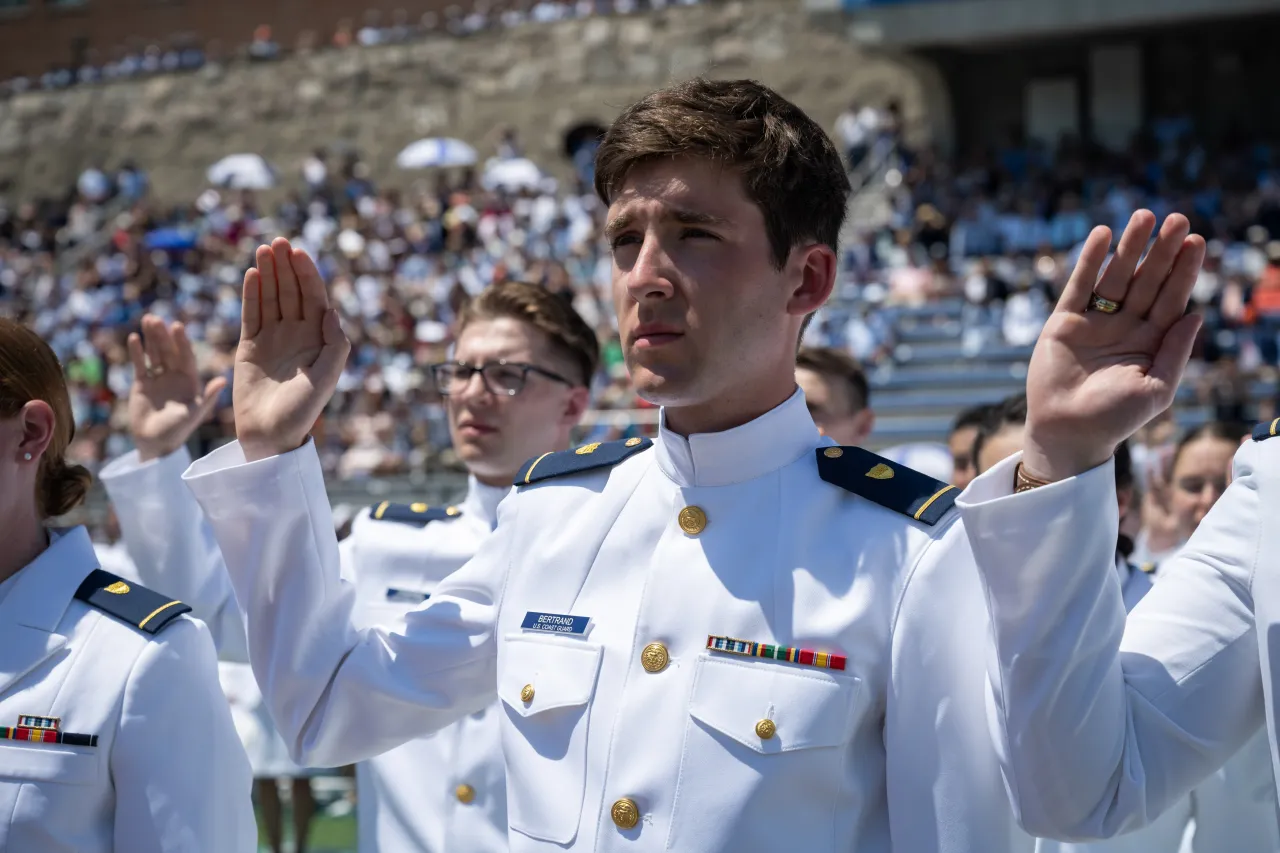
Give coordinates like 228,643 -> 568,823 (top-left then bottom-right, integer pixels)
100,447 -> 511,853
961,438 -> 1280,842
181,389 -> 1105,853
0,526 -> 255,852
1034,555 -> 1280,853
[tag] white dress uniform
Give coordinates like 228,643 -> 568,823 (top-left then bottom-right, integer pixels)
1034,557 -> 1279,853
957,427 -> 1280,844
0,526 -> 255,852
99,447 -> 511,853
178,389 -> 1105,853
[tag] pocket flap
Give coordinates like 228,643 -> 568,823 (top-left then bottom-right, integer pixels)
500,634 -> 602,718
689,654 -> 861,754
0,741 -> 98,785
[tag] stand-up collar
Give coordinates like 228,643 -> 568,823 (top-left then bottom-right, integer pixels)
461,475 -> 510,530
655,388 -> 820,488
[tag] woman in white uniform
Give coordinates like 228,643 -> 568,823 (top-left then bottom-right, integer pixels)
0,317 -> 256,851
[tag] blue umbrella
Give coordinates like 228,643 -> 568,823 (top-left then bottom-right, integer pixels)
143,227 -> 199,251
396,138 -> 478,170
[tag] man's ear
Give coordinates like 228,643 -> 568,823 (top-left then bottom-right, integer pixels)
785,244 -> 837,319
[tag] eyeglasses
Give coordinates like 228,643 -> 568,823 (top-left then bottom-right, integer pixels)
431,360 -> 575,397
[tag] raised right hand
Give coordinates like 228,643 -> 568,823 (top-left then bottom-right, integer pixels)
233,237 -> 350,462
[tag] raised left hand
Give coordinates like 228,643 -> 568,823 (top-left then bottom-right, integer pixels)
127,315 -> 228,462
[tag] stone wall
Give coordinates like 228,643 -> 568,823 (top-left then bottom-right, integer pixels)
0,0 -> 947,203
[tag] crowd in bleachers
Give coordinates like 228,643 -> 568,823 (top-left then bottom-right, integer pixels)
4,113 -> 1280,480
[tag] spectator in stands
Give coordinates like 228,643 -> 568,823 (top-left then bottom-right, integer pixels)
971,392 -> 1026,476
795,346 -> 874,446
947,403 -> 990,490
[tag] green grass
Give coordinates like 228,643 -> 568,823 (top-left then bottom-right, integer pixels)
255,809 -> 357,853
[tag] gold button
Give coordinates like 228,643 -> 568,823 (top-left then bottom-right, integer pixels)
625,437 -> 643,447
520,684 -> 535,703
823,447 -> 843,458
755,719 -> 776,740
455,783 -> 476,803
611,797 -> 640,829
641,642 -> 669,673
677,505 -> 707,535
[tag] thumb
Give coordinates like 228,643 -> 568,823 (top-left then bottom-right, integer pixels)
309,309 -> 351,395
195,376 -> 228,424
1149,313 -> 1203,397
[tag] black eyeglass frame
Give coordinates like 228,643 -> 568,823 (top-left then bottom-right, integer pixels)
430,359 -> 576,397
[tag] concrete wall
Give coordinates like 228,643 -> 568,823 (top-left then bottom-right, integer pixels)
0,0 -> 951,202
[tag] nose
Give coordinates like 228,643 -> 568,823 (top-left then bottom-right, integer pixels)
625,234 -> 676,303
453,370 -> 493,405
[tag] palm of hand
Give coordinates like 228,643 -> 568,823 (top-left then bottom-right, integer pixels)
130,371 -> 204,444
233,320 -> 326,442
1027,311 -> 1171,448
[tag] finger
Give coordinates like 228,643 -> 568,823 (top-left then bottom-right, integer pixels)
1125,213 -> 1191,318
257,243 -> 281,325
142,314 -> 166,371
309,309 -> 352,395
242,268 -> 262,339
292,246 -> 330,321
272,237 -> 302,322
126,333 -> 148,380
196,376 -> 229,423
151,317 -> 180,369
171,322 -> 199,379
1148,313 -> 1204,399
1146,235 -> 1207,330
1094,209 -> 1157,304
1055,226 -> 1112,314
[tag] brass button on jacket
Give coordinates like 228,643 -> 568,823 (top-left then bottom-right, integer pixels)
641,642 -> 669,673
611,797 -> 640,829
755,719 -> 777,740
678,506 -> 707,535
520,684 -> 535,703
455,783 -> 476,804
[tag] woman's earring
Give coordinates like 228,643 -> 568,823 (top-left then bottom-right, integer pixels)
22,453 -> 31,461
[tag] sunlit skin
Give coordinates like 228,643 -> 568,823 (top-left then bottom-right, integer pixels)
795,367 -> 874,446
445,317 -> 589,486
949,424 -> 979,489
0,399 -> 55,585
1169,435 -> 1237,540
607,158 -> 836,436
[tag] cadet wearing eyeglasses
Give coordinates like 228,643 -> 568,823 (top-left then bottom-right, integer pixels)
98,282 -> 597,853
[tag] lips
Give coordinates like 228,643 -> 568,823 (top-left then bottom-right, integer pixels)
457,421 -> 497,437
630,323 -> 684,349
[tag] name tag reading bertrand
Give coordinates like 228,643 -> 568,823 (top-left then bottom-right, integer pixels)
522,611 -> 592,636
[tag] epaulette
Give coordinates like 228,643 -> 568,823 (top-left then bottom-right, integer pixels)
815,445 -> 958,526
515,437 -> 652,487
1253,419 -> 1280,441
369,502 -> 461,528
73,569 -> 191,636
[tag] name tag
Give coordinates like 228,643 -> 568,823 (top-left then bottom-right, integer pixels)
386,588 -> 430,604
521,611 -> 591,636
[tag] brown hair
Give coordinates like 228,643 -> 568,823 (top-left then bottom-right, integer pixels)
0,319 -> 92,517
1172,420 -> 1248,472
457,282 -> 600,387
796,346 -> 869,412
594,78 -> 851,269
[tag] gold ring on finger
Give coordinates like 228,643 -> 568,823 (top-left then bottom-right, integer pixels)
1089,294 -> 1122,314
148,365 -> 166,377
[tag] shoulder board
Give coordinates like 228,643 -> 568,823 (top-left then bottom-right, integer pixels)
1253,419 -> 1280,441
73,569 -> 191,636
369,502 -> 461,527
815,445 -> 958,526
515,437 -> 653,487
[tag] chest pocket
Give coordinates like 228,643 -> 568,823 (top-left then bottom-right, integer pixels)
667,654 -> 864,851
0,741 -> 99,786
498,633 -> 602,845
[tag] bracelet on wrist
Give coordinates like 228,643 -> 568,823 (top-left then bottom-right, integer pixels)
1013,462 -> 1052,493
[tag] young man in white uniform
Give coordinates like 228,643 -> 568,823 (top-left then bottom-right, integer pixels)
178,80 -> 1203,852
97,283 -> 596,852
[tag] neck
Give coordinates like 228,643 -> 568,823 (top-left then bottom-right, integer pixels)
662,371 -> 798,437
475,471 -> 514,488
472,433 -> 575,488
0,505 -> 46,585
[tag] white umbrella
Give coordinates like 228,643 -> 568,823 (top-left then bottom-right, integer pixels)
481,157 -> 544,193
207,154 -> 277,190
395,138 -> 478,170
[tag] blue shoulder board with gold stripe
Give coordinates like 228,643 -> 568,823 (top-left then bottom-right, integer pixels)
73,569 -> 191,636
515,437 -> 652,487
1253,419 -> 1280,441
369,502 -> 461,528
815,446 -> 958,526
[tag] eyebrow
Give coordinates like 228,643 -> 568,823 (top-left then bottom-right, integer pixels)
604,208 -> 732,241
